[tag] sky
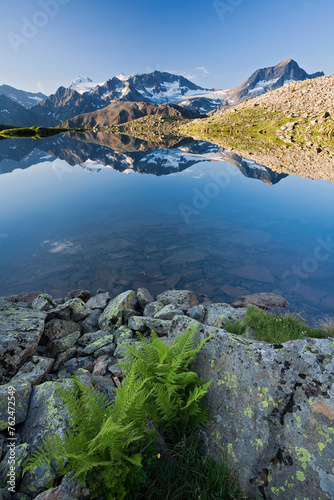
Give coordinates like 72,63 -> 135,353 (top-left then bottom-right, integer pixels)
0,0 -> 333,96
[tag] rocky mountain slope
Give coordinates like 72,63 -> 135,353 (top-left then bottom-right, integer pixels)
185,74 -> 334,181
0,95 -> 41,127
0,84 -> 46,109
61,101 -> 202,129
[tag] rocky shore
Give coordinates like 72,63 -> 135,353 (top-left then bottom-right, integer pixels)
0,288 -> 333,499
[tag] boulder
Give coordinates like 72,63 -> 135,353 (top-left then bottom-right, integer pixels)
188,304 -> 207,323
18,379 -> 75,496
0,443 -> 30,493
46,331 -> 80,357
204,303 -> 247,329
80,309 -> 103,333
154,304 -> 184,320
98,290 -> 137,330
143,301 -> 164,318
83,334 -> 114,355
47,299 -> 91,322
157,289 -> 199,312
137,288 -> 154,310
34,472 -> 90,500
69,289 -> 91,302
32,293 -> 55,311
85,292 -> 110,310
0,380 -> 31,430
42,319 -> 80,344
233,293 -> 289,310
11,357 -> 54,386
0,299 -> 46,382
192,332 -> 334,500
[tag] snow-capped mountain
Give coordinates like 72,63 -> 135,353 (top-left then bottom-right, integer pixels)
227,58 -> 324,104
0,84 -> 47,109
2,59 -> 324,127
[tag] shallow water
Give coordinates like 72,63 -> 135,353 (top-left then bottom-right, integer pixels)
1,133 -> 334,322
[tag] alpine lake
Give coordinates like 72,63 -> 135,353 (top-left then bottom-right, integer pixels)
1,131 -> 334,324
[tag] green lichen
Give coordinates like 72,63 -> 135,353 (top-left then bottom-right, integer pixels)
244,408 -> 252,418
296,471 -> 306,481
294,447 -> 312,470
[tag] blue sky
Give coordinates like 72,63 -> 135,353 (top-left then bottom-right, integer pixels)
0,0 -> 333,95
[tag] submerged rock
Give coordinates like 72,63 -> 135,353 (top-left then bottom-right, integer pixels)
233,292 -> 289,310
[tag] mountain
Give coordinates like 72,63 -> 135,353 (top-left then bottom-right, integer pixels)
31,71 -> 212,125
228,58 -> 324,104
7,60 -> 325,126
61,101 -> 202,129
0,84 -> 47,109
0,95 -> 40,127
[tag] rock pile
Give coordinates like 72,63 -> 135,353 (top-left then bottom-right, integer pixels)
0,288 -> 333,499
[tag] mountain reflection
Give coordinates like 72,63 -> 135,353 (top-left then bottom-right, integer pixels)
0,132 -> 288,185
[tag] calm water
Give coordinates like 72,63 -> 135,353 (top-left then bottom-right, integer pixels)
1,133 -> 334,322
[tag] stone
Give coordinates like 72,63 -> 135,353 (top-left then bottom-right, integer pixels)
86,292 -> 110,310
143,318 -> 172,337
0,299 -> 46,382
92,355 -> 109,376
52,347 -> 77,372
98,290 -> 137,330
78,330 -> 106,346
157,289 -> 199,312
34,472 -> 91,500
154,304 -> 184,320
69,289 -> 91,302
11,357 -> 54,386
192,333 -> 334,500
47,299 -> 91,322
8,291 -> 43,304
127,316 -> 147,333
91,376 -> 116,402
46,331 -> 81,357
113,326 -> 134,343
143,301 -> 164,317
19,379 -> 74,496
108,365 -> 122,377
0,443 -> 30,493
188,304 -> 207,323
83,334 -> 114,355
32,293 -> 55,311
113,339 -> 138,359
42,319 -> 80,344
233,293 -> 289,310
94,343 -> 116,358
0,380 -> 32,430
204,303 -> 247,329
137,288 -> 154,310
80,309 -> 103,333
228,265 -> 275,283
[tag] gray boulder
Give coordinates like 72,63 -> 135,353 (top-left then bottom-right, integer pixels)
19,379 -> 75,496
86,292 -> 110,310
157,289 -> 199,312
137,288 -> 154,310
154,304 -> 184,320
0,380 -> 31,430
98,290 -> 137,330
204,303 -> 247,329
0,298 -> 46,382
192,332 -> 334,500
143,301 -> 164,318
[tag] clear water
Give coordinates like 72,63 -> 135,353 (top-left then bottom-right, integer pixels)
1,133 -> 334,323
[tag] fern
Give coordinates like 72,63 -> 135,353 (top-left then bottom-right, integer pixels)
24,327 -> 215,499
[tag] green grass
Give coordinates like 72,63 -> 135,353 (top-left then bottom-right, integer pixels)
224,308 -> 332,344
0,126 -> 68,139
132,424 -> 248,500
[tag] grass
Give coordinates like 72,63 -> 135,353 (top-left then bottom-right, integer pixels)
132,424 -> 248,500
224,307 -> 333,344
0,126 -> 68,139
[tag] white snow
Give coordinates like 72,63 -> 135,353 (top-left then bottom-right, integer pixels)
116,73 -> 130,81
248,78 -> 280,94
28,95 -> 44,102
69,76 -> 104,94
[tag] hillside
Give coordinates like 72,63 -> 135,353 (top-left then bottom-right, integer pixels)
182,74 -> 334,181
61,101 -> 202,129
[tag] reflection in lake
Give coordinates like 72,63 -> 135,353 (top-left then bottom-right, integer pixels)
0,132 -> 333,322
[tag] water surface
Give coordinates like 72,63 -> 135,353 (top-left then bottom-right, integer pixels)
1,133 -> 333,322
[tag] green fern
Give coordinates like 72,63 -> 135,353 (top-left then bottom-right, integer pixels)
24,327 -> 215,499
